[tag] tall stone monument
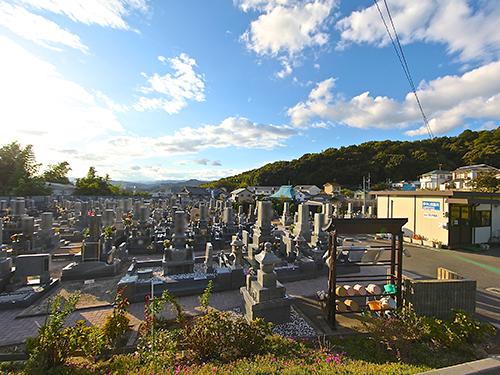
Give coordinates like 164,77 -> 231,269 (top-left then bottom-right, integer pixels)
240,242 -> 292,324
82,215 -> 101,262
248,201 -> 274,259
163,211 -> 195,275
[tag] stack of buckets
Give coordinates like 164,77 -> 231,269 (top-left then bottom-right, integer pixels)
336,283 -> 396,312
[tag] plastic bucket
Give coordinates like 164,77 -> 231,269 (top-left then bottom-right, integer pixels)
367,301 -> 381,310
366,284 -> 381,295
343,284 -> 356,296
354,284 -> 367,296
380,297 -> 396,310
384,284 -> 396,294
336,285 -> 347,297
345,299 -> 359,312
336,300 -> 347,312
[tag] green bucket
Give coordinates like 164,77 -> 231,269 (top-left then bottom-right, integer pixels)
384,284 -> 396,294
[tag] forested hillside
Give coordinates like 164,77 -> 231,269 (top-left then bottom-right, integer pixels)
207,128 -> 500,191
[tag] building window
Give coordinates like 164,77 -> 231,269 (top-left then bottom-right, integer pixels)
474,210 -> 491,227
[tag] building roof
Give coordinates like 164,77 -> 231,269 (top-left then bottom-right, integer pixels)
374,190 -> 500,198
231,188 -> 251,195
401,184 -> 417,191
324,182 -> 341,187
294,185 -> 317,191
453,164 -> 500,172
421,170 -> 451,175
270,185 -> 295,199
179,186 -> 209,196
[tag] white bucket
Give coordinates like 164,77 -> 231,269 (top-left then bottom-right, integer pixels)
353,284 -> 367,296
380,297 -> 396,310
366,284 -> 381,295
343,284 -> 356,296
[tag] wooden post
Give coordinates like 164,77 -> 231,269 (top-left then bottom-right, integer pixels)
327,230 -> 337,328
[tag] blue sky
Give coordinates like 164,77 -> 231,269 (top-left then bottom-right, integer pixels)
1,0 -> 500,182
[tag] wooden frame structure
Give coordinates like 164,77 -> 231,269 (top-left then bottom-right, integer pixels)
323,218 -> 408,328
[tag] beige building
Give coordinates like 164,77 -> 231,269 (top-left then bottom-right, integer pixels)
376,190 -> 500,248
323,182 -> 342,196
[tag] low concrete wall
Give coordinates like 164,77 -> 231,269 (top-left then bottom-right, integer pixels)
403,267 -> 476,319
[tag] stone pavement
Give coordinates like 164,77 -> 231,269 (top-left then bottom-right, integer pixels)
0,276 -> 331,348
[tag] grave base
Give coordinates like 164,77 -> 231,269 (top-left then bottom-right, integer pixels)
240,286 -> 292,324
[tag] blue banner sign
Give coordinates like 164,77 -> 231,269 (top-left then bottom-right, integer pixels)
422,201 -> 440,211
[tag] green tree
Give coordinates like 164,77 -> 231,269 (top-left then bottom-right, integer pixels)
468,170 -> 500,192
74,167 -> 115,196
42,161 -> 72,184
74,167 -> 150,196
0,142 -> 51,196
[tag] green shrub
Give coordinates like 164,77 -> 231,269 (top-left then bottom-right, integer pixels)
24,292 -> 80,372
69,320 -> 106,363
101,289 -> 131,351
136,328 -> 179,367
183,310 -> 272,362
422,309 -> 497,349
356,307 -> 427,360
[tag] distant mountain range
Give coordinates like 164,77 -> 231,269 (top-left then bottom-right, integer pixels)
116,179 -> 210,193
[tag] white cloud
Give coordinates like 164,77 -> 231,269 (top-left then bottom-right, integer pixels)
336,0 -> 500,63
95,91 -> 130,112
238,0 -> 337,76
134,53 -> 205,114
288,61 -> 500,135
0,2 -> 88,52
131,165 -> 246,182
241,0 -> 334,56
89,117 -> 297,162
193,158 -> 210,165
0,36 -> 125,175
212,160 -> 222,166
19,0 -> 150,30
234,0 -> 292,13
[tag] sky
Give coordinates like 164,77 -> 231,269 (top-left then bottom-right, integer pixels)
1,0 -> 500,183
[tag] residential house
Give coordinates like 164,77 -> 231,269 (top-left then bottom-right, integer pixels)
446,164 -> 500,190
323,182 -> 342,196
177,187 -> 210,203
294,185 -> 321,196
46,182 -> 75,196
420,169 -> 452,190
353,189 -> 376,200
247,186 -> 280,197
230,188 -> 254,202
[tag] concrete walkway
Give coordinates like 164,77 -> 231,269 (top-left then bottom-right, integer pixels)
1,275 -> 499,374
0,276 -> 330,347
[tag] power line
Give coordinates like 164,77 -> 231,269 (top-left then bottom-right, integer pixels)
373,0 -> 434,139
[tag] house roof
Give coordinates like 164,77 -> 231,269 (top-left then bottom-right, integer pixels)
270,185 -> 295,199
453,164 -> 500,172
324,182 -> 341,187
421,170 -> 451,175
231,188 -> 251,195
179,186 -> 209,196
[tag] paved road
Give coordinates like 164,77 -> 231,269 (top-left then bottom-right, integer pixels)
400,241 -> 500,328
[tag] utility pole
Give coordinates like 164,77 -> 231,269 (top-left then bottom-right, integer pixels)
363,176 -> 366,216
